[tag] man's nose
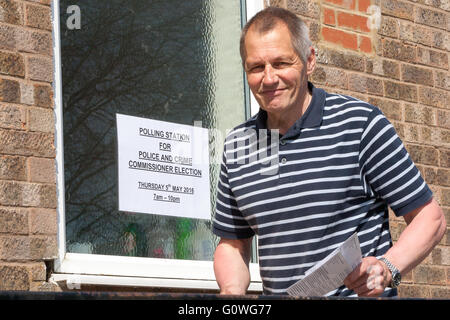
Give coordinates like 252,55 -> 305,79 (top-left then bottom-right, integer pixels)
262,64 -> 278,85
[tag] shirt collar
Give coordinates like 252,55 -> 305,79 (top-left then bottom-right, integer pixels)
255,82 -> 325,135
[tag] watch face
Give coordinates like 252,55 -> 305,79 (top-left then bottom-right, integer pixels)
392,272 -> 402,287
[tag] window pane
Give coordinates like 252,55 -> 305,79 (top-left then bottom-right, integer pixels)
60,0 -> 246,260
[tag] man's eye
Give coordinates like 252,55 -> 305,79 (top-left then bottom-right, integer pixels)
249,66 -> 264,72
274,62 -> 289,68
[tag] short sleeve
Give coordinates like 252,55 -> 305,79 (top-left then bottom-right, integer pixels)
359,108 -> 433,216
212,151 -> 255,239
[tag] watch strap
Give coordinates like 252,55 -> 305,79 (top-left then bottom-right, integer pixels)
379,257 -> 401,288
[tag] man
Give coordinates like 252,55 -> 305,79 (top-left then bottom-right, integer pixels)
212,7 -> 446,297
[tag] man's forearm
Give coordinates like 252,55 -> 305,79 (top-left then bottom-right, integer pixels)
384,198 -> 446,276
213,238 -> 252,295
344,198 -> 446,296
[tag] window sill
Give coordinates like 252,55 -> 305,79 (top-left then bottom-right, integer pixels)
52,252 -> 263,293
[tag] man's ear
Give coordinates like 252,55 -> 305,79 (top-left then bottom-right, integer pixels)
306,46 -> 316,76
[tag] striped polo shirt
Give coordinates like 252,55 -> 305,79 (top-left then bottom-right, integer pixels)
212,82 -> 433,296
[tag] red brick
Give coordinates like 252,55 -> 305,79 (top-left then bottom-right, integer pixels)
359,35 -> 372,53
358,0 -> 371,12
323,0 -> 356,10
323,8 -> 336,26
322,27 -> 358,50
337,11 -> 370,32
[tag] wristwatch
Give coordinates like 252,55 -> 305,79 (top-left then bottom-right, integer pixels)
379,257 -> 402,288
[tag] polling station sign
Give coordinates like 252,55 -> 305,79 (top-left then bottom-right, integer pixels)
116,113 -> 211,220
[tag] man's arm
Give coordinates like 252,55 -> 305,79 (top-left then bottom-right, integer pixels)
344,198 -> 446,297
213,237 -> 253,295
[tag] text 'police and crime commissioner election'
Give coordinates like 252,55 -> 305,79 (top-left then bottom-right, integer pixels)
129,127 -> 202,178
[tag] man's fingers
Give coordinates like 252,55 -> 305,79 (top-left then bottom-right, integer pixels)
354,263 -> 386,296
367,274 -> 384,291
345,258 -> 387,296
344,270 -> 368,290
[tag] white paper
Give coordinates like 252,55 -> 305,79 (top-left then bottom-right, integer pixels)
116,113 -> 211,220
287,233 -> 362,297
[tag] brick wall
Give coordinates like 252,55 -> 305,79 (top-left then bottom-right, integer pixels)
0,0 -> 58,291
0,0 -> 448,297
269,0 -> 449,298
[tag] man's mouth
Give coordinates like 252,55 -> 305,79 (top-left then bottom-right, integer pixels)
260,88 -> 286,96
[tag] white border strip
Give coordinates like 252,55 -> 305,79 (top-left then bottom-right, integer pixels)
244,0 -> 265,117
51,0 -> 67,271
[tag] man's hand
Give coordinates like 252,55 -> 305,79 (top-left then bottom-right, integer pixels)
343,257 -> 391,297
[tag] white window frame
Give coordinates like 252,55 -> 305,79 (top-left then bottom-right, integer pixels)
51,0 -> 265,292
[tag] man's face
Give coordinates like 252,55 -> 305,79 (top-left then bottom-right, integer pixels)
244,23 -> 314,117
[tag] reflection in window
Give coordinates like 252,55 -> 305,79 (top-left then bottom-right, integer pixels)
60,0 -> 246,260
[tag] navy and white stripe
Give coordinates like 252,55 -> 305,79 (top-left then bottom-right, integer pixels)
212,83 -> 432,296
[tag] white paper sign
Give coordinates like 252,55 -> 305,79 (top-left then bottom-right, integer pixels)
287,233 -> 362,297
116,113 -> 211,220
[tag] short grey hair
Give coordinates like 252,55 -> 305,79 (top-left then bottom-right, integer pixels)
240,7 -> 312,65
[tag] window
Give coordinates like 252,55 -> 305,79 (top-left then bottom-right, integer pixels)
52,0 -> 264,291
